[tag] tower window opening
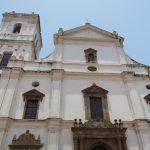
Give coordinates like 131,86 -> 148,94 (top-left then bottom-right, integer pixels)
13,23 -> 22,33
0,51 -> 12,67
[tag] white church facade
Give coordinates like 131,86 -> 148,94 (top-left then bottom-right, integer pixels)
0,12 -> 149,150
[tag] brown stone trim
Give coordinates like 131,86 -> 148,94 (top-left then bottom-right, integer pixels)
9,130 -> 43,150
23,89 -> 45,101
72,127 -> 127,150
82,83 -> 109,121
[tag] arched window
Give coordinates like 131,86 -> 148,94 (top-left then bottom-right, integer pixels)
84,48 -> 97,63
13,23 -> 22,33
23,89 -> 45,119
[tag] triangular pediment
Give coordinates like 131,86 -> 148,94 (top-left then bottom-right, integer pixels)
82,83 -> 108,94
58,23 -> 123,40
23,89 -> 45,98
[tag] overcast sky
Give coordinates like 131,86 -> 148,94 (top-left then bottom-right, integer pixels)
0,0 -> 150,65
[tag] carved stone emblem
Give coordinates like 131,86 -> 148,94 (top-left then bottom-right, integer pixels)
84,119 -> 113,128
9,130 -> 43,150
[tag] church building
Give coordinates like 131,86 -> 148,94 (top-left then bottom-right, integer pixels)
0,12 -> 149,150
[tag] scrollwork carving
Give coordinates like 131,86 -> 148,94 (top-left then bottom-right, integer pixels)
9,130 -> 43,150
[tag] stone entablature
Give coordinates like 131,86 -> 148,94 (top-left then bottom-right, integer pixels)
72,125 -> 128,150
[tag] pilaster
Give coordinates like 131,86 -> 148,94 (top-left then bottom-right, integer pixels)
47,119 -> 61,150
0,68 -> 23,117
50,69 -> 64,118
122,72 -> 146,119
0,118 -> 11,150
133,120 -> 150,150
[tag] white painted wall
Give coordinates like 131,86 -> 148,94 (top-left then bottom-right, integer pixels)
0,18 -> 149,150
62,43 -> 121,64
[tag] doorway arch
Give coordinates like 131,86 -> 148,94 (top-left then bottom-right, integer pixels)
91,145 -> 107,150
89,142 -> 113,150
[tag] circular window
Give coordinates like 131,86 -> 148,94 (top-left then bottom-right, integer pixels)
146,84 -> 150,90
32,81 -> 40,87
88,66 -> 97,71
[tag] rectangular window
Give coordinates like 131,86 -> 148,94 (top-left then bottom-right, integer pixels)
24,100 -> 38,119
0,52 -> 12,67
89,96 -> 103,120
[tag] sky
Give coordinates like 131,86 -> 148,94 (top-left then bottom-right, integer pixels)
0,0 -> 150,65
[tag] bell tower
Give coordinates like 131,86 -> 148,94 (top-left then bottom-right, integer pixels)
0,11 -> 42,61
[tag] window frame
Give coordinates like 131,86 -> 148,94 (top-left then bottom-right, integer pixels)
84,48 -> 97,63
82,83 -> 109,121
0,51 -> 12,68
13,23 -> 22,33
89,96 -> 103,120
23,89 -> 45,120
23,98 -> 40,119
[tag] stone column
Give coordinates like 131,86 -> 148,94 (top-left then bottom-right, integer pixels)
73,136 -> 79,150
122,138 -> 128,150
80,137 -> 84,150
117,138 -> 123,150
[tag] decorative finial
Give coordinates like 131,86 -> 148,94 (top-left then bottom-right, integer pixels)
113,31 -> 118,36
58,27 -> 64,36
73,119 -> 78,127
85,19 -> 90,25
12,135 -> 16,141
79,119 -> 83,127
26,130 -> 30,134
92,83 -> 96,86
37,135 -> 41,144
